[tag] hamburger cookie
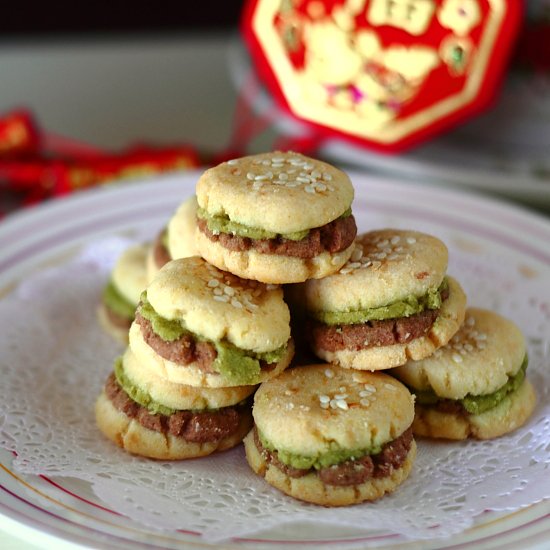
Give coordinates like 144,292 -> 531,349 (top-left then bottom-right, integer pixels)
304,230 -> 467,370
244,364 -> 416,506
130,256 -> 295,388
195,151 -> 357,284
96,348 -> 254,459
98,243 -> 149,344
391,308 -> 536,440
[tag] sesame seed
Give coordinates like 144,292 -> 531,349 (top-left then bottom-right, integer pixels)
452,353 -> 463,363
331,256 -> 341,265
213,288 -> 223,296
284,390 -> 292,396
262,160 -> 270,165
207,279 -> 219,287
336,400 -> 349,410
476,333 -> 487,340
214,295 -> 230,302
279,172 -> 289,180
316,183 -> 327,191
406,237 -> 417,244
390,236 -> 400,244
255,174 -> 270,181
329,399 -> 338,409
297,176 -> 311,184
464,343 -> 474,352
478,343 -> 486,350
224,286 -> 235,296
246,172 -> 255,180
466,316 -> 475,326
325,369 -> 334,378
302,162 -> 314,170
266,284 -> 278,290
359,390 -> 371,397
334,393 -> 348,400
384,383 -> 397,391
319,395 -> 330,404
322,173 -> 332,181
311,170 -> 321,178
351,247 -> 363,262
339,386 -> 346,392
301,406 -> 310,412
287,403 -> 295,410
364,384 -> 376,392
360,399 -> 370,407
388,254 -> 400,260
320,402 -> 329,409
227,159 -> 239,165
231,298 -> 243,308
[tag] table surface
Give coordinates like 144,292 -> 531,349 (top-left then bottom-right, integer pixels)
0,33 -> 548,550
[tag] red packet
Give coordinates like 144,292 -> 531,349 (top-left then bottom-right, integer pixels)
0,111 -> 41,158
242,0 -> 523,152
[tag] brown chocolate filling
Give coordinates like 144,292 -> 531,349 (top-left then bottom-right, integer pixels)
254,427 -> 413,486
197,214 -> 357,259
104,373 -> 243,442
309,288 -> 450,353
103,303 -> 133,330
136,312 -> 278,375
153,230 -> 171,270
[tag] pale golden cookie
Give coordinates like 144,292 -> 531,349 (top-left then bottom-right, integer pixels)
314,277 -> 466,370
147,257 -> 290,353
167,195 -> 199,260
111,243 -> 150,306
96,391 -> 253,460
392,308 -> 526,398
196,151 -> 354,234
412,380 -> 536,440
245,364 -> 416,505
253,365 -> 414,456
244,430 -> 416,506
196,232 -> 355,284
120,346 -> 256,410
129,321 -> 295,388
304,229 -> 448,313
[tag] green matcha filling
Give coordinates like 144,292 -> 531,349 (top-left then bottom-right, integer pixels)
114,356 -> 177,415
102,280 -> 136,320
258,430 -> 383,470
313,278 -> 448,326
414,355 -> 528,415
197,207 -> 352,242
138,292 -> 287,385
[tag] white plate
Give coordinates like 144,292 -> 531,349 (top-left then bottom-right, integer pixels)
0,171 -> 549,549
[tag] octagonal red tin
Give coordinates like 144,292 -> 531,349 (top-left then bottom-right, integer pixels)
242,0 -> 523,152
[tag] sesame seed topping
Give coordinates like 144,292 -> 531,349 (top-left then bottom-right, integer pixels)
319,395 -> 330,404
246,172 -> 255,180
230,298 -> 243,308
334,393 -> 348,400
406,237 -> 417,244
214,295 -> 230,302
360,399 -> 371,406
213,288 -> 223,296
466,316 -> 475,326
363,384 -> 376,392
320,402 -> 329,409
384,383 -> 397,391
227,159 -> 239,165
325,369 -> 335,378
335,400 -> 349,410
452,353 -> 463,363
224,286 -> 235,296
207,279 -> 219,287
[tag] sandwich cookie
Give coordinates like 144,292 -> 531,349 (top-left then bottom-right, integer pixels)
96,347 -> 254,459
98,243 -> 149,344
195,151 -> 357,284
391,308 -> 536,440
244,364 -> 416,506
146,195 -> 199,283
130,256 -> 295,388
304,230 -> 467,370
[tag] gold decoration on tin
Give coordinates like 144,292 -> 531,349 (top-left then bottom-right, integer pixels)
367,0 -> 437,36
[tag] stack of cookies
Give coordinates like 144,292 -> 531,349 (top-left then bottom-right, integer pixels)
96,151 -> 536,507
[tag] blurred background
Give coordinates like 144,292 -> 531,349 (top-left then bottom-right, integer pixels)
0,0 -> 549,214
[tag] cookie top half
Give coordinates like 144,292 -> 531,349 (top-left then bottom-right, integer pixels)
167,194 -> 199,260
112,243 -> 150,306
253,364 -> 414,457
305,229 -> 448,313
196,151 -> 354,234
392,308 -> 526,399
146,257 -> 291,353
